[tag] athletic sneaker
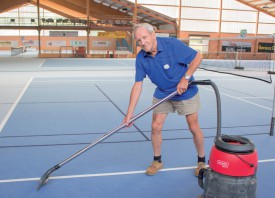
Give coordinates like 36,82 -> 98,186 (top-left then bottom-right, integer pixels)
194,162 -> 206,177
145,161 -> 163,176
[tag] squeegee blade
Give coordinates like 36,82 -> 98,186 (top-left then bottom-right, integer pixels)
37,165 -> 60,190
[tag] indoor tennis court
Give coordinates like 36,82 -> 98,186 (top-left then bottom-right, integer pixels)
1,1 -> 275,197
0,56 -> 274,198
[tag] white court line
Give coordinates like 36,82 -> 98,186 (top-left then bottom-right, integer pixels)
0,159 -> 274,184
32,79 -> 134,83
200,86 -> 272,111
38,59 -> 46,68
0,77 -> 33,132
110,59 -> 133,66
238,97 -> 272,99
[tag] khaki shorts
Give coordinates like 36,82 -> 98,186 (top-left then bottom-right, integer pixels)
152,93 -> 201,116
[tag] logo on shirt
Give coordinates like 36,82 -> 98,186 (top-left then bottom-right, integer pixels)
164,64 -> 170,69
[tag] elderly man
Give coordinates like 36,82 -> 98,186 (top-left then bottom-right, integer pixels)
123,23 -> 205,176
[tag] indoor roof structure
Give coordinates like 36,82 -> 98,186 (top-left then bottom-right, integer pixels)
1,0 -> 275,34
236,0 -> 275,18
0,0 -> 177,33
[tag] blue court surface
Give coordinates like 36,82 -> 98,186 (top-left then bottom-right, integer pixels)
0,57 -> 275,198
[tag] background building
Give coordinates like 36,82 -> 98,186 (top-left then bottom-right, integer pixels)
0,0 -> 274,58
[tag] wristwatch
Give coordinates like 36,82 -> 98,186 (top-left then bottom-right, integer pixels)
184,74 -> 190,80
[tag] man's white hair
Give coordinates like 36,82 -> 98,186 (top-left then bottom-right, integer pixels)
133,23 -> 155,36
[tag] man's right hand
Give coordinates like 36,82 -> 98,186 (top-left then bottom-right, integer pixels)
123,114 -> 134,127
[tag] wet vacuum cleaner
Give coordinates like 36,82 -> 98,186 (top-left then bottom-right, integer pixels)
198,81 -> 258,198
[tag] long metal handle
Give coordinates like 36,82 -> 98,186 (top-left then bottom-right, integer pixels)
59,90 -> 179,167
38,88 -> 180,190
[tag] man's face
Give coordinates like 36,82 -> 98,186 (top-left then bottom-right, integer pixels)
134,27 -> 156,53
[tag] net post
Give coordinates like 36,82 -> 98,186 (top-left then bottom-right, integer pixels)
270,118 -> 274,136
268,33 -> 275,74
235,51 -> 239,67
269,33 -> 275,135
234,51 -> 244,70
270,85 -> 275,136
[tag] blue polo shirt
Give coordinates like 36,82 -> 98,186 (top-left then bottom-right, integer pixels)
135,37 -> 198,101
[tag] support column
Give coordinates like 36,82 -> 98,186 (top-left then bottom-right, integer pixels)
37,0 -> 41,54
87,29 -> 90,57
177,0 -> 182,38
86,0 -> 90,56
132,0 -> 138,55
38,29 -> 41,54
217,0 -> 223,56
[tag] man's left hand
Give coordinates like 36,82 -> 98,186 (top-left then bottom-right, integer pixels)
177,79 -> 189,95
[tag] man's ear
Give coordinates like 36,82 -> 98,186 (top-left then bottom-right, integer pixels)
151,31 -> 156,39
